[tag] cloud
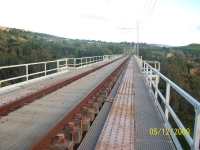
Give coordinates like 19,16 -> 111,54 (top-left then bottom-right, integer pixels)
79,14 -> 109,21
197,25 -> 200,31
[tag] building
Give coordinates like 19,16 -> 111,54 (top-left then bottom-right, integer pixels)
167,53 -> 174,58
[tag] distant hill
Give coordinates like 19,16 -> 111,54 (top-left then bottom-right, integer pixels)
173,43 -> 200,51
149,44 -> 172,48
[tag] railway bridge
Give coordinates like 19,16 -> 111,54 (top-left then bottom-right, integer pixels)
0,55 -> 199,150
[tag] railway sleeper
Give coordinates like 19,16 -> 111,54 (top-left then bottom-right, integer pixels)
45,137 -> 73,150
99,90 -> 109,101
93,97 -> 103,108
87,99 -> 99,114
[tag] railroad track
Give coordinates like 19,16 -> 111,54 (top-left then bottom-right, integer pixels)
0,56 -> 129,150
0,56 -> 123,115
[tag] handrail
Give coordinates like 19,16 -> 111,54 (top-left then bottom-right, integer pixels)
0,54 -> 123,87
135,55 -> 200,150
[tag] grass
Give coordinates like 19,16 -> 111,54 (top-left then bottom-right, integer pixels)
174,44 -> 200,51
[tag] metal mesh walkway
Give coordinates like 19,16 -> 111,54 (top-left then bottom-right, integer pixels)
0,58 -> 127,150
132,57 -> 176,150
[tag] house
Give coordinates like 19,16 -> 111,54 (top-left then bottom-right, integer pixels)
167,53 -> 174,58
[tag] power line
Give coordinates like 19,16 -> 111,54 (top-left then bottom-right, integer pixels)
143,0 -> 157,27
143,0 -> 153,21
105,0 -> 124,28
117,22 -> 139,56
140,0 -> 148,20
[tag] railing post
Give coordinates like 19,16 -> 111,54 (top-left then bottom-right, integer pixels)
57,60 -> 59,72
193,107 -> 200,150
140,56 -> 142,71
0,67 -> 1,88
146,64 -> 148,84
81,58 -> 82,67
26,64 -> 28,81
44,63 -> 46,76
155,61 -> 157,70
165,82 -> 170,120
155,73 -> 158,99
158,62 -> 160,72
66,58 -> 68,69
150,68 -> 152,88
74,59 -> 76,68
143,61 -> 145,72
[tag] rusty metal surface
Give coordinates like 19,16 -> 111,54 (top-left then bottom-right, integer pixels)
0,57 -> 128,150
28,57 -> 129,150
78,102 -> 112,150
78,65 -> 127,150
95,58 -> 134,150
0,57 -> 122,115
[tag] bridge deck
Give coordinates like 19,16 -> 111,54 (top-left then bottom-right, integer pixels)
95,57 -> 175,150
0,57 -> 127,150
0,58 -> 118,107
77,61 -> 127,150
95,57 -> 134,150
133,57 -> 175,150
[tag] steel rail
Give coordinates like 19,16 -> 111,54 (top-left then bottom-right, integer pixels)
28,57 -> 129,150
0,57 -> 123,115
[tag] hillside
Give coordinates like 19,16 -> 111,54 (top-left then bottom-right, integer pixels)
0,26 -> 131,86
0,27 -> 126,66
173,43 -> 200,51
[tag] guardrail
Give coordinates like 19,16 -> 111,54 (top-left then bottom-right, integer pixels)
0,54 -> 122,88
135,55 -> 200,150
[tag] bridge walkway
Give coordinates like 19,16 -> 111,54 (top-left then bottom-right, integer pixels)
94,56 -> 176,150
133,56 -> 175,150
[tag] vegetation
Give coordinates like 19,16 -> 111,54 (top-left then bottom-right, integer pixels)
140,44 -> 200,149
0,27 -> 130,85
174,43 -> 200,51
1,26 -> 199,149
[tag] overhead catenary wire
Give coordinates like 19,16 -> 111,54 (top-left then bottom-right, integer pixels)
143,0 -> 157,27
140,0 -> 148,20
140,0 -> 158,29
143,0 -> 153,20
105,0 -> 124,29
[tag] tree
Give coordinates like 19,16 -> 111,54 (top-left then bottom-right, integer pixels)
0,29 -> 5,40
29,50 -> 37,63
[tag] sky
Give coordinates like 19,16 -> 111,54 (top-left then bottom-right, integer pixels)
0,0 -> 200,46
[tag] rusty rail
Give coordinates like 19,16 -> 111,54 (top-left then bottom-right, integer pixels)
28,57 -> 130,150
0,57 -> 123,115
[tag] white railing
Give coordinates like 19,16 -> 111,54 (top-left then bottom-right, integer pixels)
135,55 -> 200,150
0,54 -> 122,87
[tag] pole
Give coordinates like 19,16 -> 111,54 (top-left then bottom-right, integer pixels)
117,21 -> 139,55
137,21 -> 139,56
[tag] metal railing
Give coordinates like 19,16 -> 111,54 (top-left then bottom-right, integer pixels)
0,54 -> 122,88
135,55 -> 200,150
